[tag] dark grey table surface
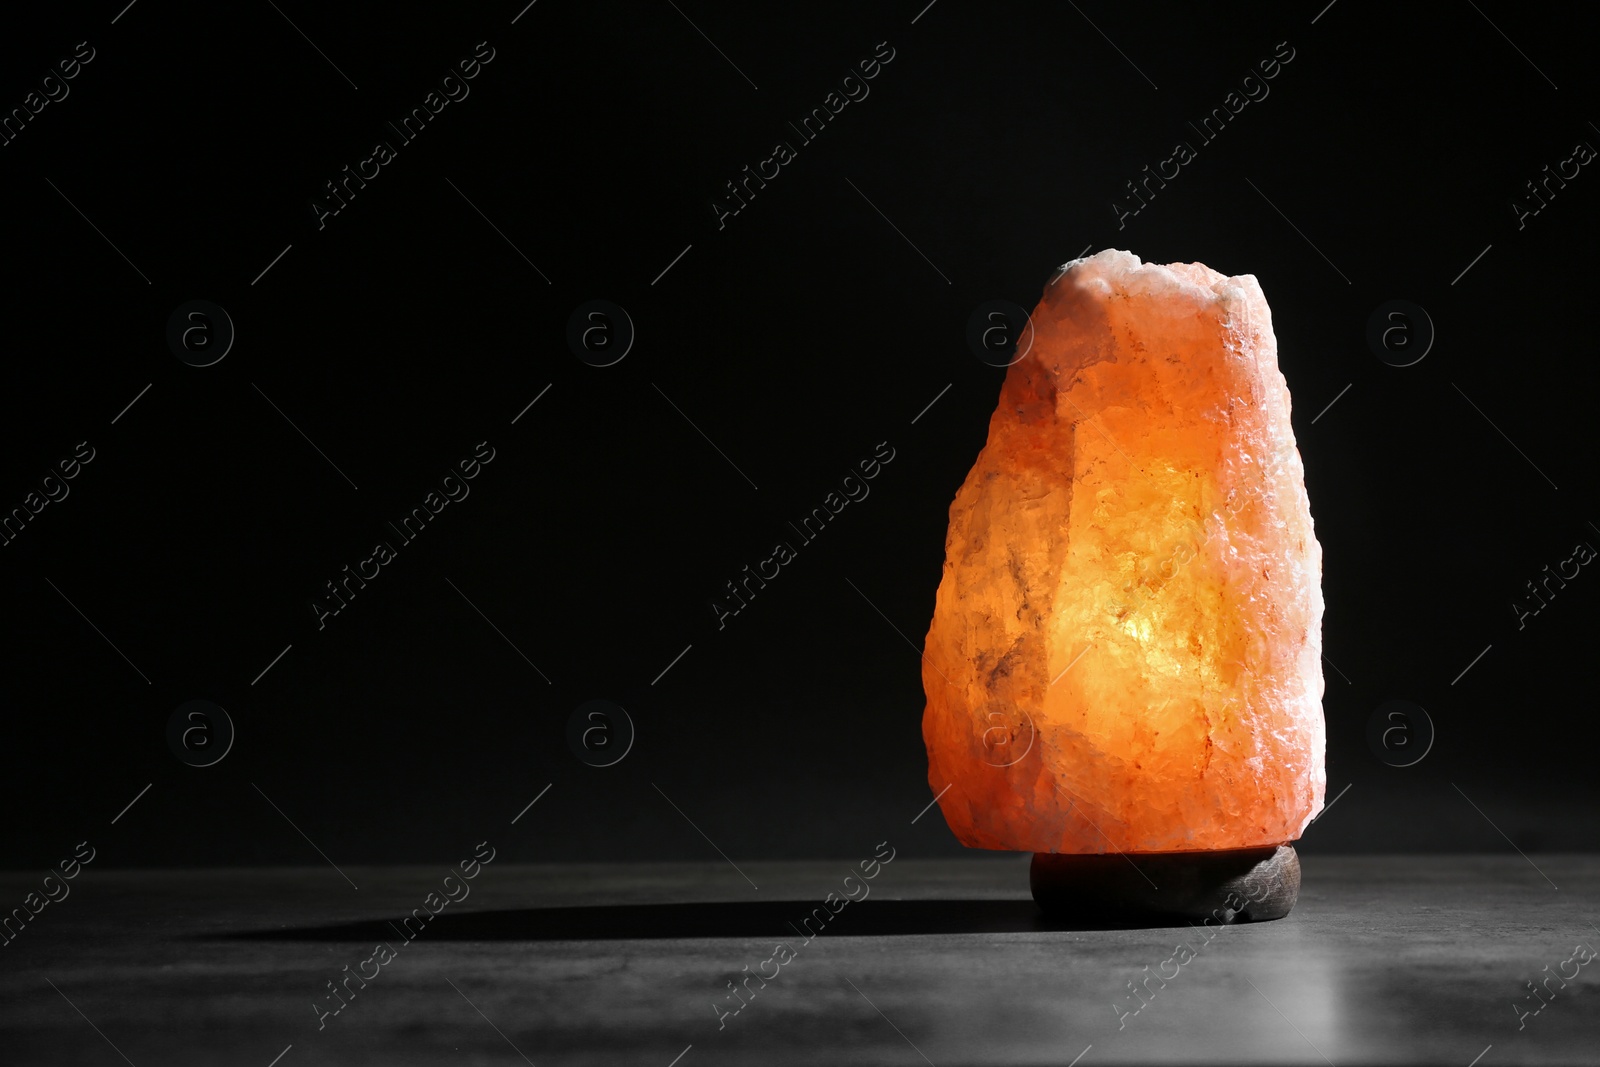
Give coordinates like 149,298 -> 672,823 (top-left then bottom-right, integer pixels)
1,855 -> 1596,1065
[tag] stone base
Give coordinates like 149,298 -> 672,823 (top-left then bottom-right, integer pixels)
1030,844 -> 1299,923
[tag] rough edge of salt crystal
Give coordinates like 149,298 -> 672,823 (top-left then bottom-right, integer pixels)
1053,250 -> 1265,321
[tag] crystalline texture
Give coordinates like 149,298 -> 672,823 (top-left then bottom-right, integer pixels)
923,250 -> 1325,854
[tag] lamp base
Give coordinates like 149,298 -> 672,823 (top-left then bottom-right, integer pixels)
1030,844 -> 1299,923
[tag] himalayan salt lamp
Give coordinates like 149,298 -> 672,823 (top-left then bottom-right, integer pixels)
923,250 -> 1324,921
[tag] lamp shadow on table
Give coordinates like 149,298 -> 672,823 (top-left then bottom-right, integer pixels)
217,899 -> 1200,942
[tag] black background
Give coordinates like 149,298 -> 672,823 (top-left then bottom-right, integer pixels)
1,1 -> 1595,868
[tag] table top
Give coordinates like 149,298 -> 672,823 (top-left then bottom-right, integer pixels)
1,854 -> 1595,1065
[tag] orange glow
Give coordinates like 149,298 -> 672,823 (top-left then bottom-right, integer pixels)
923,251 -> 1325,854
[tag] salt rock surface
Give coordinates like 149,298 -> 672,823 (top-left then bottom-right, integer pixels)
923,250 -> 1325,854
